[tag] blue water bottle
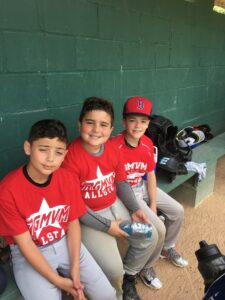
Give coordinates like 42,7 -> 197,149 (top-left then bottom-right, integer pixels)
119,221 -> 152,239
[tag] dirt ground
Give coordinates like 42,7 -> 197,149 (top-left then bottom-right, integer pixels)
135,155 -> 225,300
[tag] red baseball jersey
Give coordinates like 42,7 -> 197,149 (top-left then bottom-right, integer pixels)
0,166 -> 86,246
111,132 -> 156,186
62,138 -> 126,211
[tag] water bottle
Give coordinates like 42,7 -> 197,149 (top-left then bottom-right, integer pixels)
195,240 -> 225,292
119,221 -> 152,239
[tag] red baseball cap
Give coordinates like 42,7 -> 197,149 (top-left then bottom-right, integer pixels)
123,96 -> 152,118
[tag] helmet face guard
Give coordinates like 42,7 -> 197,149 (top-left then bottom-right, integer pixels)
176,127 -> 206,148
176,124 -> 213,149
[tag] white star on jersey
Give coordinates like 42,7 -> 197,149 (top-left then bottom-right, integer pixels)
81,166 -> 115,199
84,166 -> 115,190
26,198 -> 69,239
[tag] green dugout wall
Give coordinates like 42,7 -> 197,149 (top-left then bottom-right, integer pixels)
0,0 -> 225,178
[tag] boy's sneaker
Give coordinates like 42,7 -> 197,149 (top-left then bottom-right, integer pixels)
139,267 -> 162,289
122,274 -> 141,300
161,247 -> 188,267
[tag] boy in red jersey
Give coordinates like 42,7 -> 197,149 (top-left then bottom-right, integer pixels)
0,119 -> 116,300
111,96 -> 188,290
63,97 -> 158,300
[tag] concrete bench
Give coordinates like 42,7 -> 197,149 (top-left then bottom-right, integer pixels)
157,132 -> 225,207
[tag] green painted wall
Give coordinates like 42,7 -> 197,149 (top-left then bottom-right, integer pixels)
0,0 -> 225,178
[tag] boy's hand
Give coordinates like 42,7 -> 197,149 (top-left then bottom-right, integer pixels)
58,277 -> 86,300
131,209 -> 150,224
108,220 -> 129,237
72,277 -> 85,300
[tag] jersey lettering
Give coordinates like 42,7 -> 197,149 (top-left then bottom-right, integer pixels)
27,198 -> 69,244
81,166 -> 115,200
124,161 -> 147,185
124,162 -> 147,171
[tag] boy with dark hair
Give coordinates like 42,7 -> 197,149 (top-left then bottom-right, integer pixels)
63,97 -> 159,300
111,96 -> 188,290
0,119 -> 116,300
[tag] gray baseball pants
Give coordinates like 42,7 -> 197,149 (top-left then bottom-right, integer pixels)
81,197 -> 158,299
10,236 -> 116,300
132,181 -> 184,269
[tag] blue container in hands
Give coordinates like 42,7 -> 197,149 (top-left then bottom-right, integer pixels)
119,221 -> 152,239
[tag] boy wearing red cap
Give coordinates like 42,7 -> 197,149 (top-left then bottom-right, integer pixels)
111,96 -> 188,290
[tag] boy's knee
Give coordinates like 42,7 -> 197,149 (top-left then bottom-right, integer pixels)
157,222 -> 166,242
137,225 -> 159,250
177,203 -> 184,220
170,202 -> 184,222
150,225 -> 159,247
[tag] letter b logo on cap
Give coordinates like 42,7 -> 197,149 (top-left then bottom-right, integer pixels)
137,99 -> 144,110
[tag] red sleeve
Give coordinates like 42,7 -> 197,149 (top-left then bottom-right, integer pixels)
0,186 -> 28,238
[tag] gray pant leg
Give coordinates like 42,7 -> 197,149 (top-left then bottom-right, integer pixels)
156,187 -> 184,247
10,239 -> 64,300
81,206 -> 125,299
140,182 -> 184,248
111,198 -> 159,275
79,244 -> 117,300
59,242 -> 117,300
11,236 -> 116,300
132,184 -> 166,269
81,198 -> 158,298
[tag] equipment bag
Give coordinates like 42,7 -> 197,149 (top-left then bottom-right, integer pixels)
145,114 -> 192,182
